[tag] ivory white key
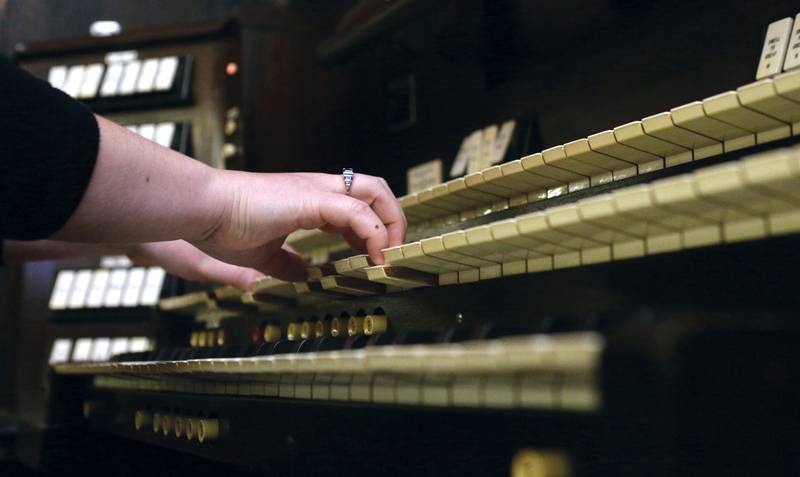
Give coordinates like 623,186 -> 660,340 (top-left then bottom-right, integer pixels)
641,112 -> 722,160
419,236 -> 497,268
576,195 -> 647,259
488,219 -> 553,272
737,80 -> 800,134
587,130 -> 662,172
739,147 -> 800,235
613,121 -> 692,167
515,214 -> 588,269
47,65 -> 68,89
72,338 -> 94,362
417,188 -> 462,213
99,63 -> 124,97
122,267 -> 146,307
85,269 -> 110,308
702,91 -> 789,143
670,101 -> 754,151
320,275 -> 385,295
154,122 -> 176,148
49,270 -> 75,310
365,265 -> 438,288
544,204 -> 622,264
118,60 -> 142,95
91,338 -> 112,362
691,163 -> 778,242
563,138 -> 636,179
49,339 -> 73,365
431,182 -> 482,209
441,230 -> 503,279
464,171 -> 518,198
252,277 -> 297,299
465,225 -> 531,263
481,165 -> 536,194
77,63 -> 104,99
610,186 -> 690,254
542,145 -> 606,178
67,270 -> 93,309
62,65 -> 86,98
393,242 -> 464,272
140,267 -> 166,306
154,56 -> 179,91
521,153 -> 586,185
137,123 -> 156,141
500,159 -> 561,190
650,176 -> 726,248
756,17 -> 793,79
136,58 -> 160,93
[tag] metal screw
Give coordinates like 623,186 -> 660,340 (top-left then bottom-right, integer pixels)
456,313 -> 464,324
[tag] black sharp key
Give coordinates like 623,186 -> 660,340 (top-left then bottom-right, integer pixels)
477,322 -> 530,340
539,315 -> 584,333
440,326 -> 474,343
242,343 -> 262,357
271,340 -> 296,355
314,336 -> 347,352
347,335 -> 370,350
395,330 -> 440,345
177,348 -> 194,360
294,339 -> 317,353
366,333 -> 395,347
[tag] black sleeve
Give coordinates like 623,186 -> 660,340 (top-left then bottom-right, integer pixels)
0,54 -> 100,240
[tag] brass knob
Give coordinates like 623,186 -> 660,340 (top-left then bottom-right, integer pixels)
189,331 -> 199,348
263,324 -> 282,343
347,316 -> 365,336
134,410 -> 152,431
152,413 -> 162,434
186,417 -> 198,441
197,331 -> 208,347
174,416 -> 185,438
363,315 -> 388,335
82,401 -> 94,418
216,329 -> 226,346
300,321 -> 315,340
330,316 -> 346,337
205,330 -> 216,347
197,418 -> 221,444
314,319 -> 330,338
287,322 -> 301,341
161,414 -> 174,437
510,450 -> 571,477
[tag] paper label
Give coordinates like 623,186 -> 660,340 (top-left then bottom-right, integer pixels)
407,159 -> 443,193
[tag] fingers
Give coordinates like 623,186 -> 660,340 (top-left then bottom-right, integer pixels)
196,257 -> 265,291
259,246 -> 309,282
308,173 -> 407,247
314,192 -> 390,264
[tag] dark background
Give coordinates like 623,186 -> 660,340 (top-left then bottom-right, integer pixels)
1,0 -> 798,425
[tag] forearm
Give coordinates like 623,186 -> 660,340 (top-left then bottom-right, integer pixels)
51,116 -> 227,244
2,239 -> 131,265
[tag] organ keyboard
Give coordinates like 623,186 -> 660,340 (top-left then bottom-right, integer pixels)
16,6 -> 800,477
47,76 -> 800,476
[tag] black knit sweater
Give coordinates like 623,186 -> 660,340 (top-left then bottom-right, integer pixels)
0,55 -> 100,262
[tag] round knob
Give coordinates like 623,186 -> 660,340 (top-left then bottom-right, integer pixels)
511,450 -> 571,477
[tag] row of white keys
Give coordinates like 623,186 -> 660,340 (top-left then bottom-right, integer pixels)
586,130 -> 662,173
251,277 -> 297,299
703,91 -> 790,144
739,72 -> 800,135
564,138 -> 638,179
672,100 -> 756,152
612,122 -> 692,168
383,243 -> 462,274
641,112 -> 722,160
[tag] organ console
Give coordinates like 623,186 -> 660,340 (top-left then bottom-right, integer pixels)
8,2 -> 800,476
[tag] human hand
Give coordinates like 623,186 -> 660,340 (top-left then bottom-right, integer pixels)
197,171 -> 407,281
127,240 -> 265,290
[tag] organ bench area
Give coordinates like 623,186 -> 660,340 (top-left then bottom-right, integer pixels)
47,64 -> 800,477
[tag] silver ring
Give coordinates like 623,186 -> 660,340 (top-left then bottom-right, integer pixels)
342,168 -> 354,195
